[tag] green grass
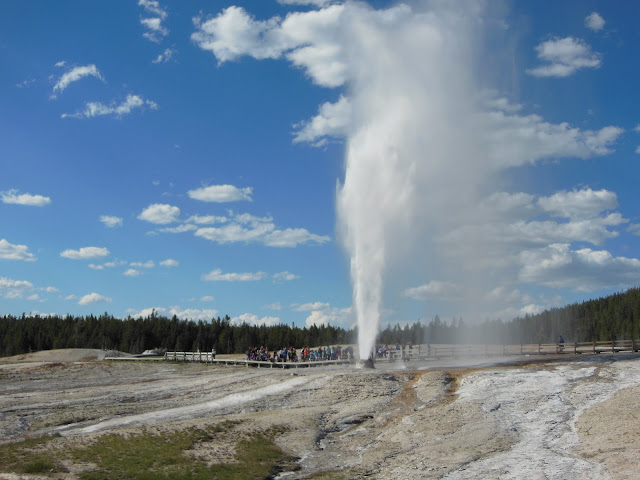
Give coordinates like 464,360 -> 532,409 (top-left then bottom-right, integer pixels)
0,423 -> 296,480
0,434 -> 62,474
71,425 -> 296,480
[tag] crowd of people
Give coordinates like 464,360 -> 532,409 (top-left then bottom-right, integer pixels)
375,342 -> 416,358
246,345 -> 354,362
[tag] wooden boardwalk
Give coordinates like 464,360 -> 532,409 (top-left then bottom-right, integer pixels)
160,351 -> 353,368
105,340 -> 640,366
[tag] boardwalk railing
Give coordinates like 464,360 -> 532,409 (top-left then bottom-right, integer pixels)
105,340 -> 640,366
162,351 -> 352,369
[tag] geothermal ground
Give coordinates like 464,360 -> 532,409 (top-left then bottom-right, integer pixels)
1,350 -> 639,479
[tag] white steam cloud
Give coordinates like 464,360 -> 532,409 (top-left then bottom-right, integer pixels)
193,2 -> 627,360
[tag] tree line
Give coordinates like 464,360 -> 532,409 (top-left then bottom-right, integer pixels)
0,311 -> 353,357
1,288 -> 639,357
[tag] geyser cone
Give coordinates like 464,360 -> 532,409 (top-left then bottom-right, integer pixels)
356,355 -> 375,369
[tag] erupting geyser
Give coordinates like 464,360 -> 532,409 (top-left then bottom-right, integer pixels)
336,2 -> 484,360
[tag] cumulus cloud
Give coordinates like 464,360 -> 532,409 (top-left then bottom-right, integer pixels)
585,12 -> 605,32
51,64 -> 104,98
124,269 -> 142,277
139,0 -> 169,43
0,277 -> 34,299
192,212 -> 330,247
152,48 -> 176,63
278,0 -> 335,6
0,239 -> 36,261
527,37 -> 601,78
160,258 -> 179,267
192,4 -> 349,87
231,313 -> 281,327
302,304 -> 352,328
128,306 -> 219,321
187,185 -> 253,202
130,261 -> 154,268
138,203 -> 180,224
100,215 -> 123,228
1,190 -> 51,206
159,224 -> 197,234
200,295 -> 215,302
519,244 -> 640,291
186,214 -> 227,224
60,246 -> 109,260
293,95 -> 351,146
61,94 -> 158,119
402,281 -> 463,301
202,269 -> 266,282
537,188 -> 617,219
273,271 -> 300,282
293,301 -> 330,311
78,292 -> 112,305
483,108 -> 623,168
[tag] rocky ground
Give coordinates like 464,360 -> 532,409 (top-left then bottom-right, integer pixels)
1,349 -> 639,479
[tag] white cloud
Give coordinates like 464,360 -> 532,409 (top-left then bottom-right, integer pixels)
138,203 -> 180,224
293,95 -> 351,145
402,281 -> 462,301
60,246 -> 109,260
41,286 -> 59,293
202,269 -> 266,282
1,190 -> 51,206
160,258 -> 179,267
139,0 -> 166,19
0,277 -> 34,299
278,0 -> 335,6
519,244 -> 640,292
128,306 -> 219,321
200,295 -> 215,302
124,269 -> 142,277
585,12 -> 605,32
61,94 -> 158,119
231,313 -> 281,327
293,301 -> 330,311
139,0 -> 169,43
484,108 -> 623,168
527,37 -> 601,78
130,261 -> 154,268
88,264 -> 104,270
192,4 -> 349,87
537,188 -> 618,219
273,271 -> 300,282
187,185 -> 253,202
194,216 -> 330,246
78,292 -> 112,305
159,224 -> 197,234
303,304 -> 352,328
100,215 -> 123,228
186,214 -> 227,224
634,124 -> 640,133
0,239 -> 36,261
152,48 -> 177,63
265,228 -> 330,247
635,145 -> 640,154
51,64 -> 104,98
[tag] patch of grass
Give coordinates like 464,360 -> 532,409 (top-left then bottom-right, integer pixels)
71,424 -> 296,480
0,434 -> 63,475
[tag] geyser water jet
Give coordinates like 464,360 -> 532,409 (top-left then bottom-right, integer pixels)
337,2 -> 484,360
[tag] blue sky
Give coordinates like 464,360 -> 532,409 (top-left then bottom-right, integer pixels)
1,1 -> 639,332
